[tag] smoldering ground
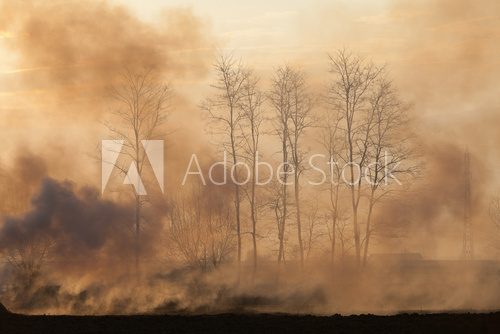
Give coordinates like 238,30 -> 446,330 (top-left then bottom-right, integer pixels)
1,141 -> 500,315
1,168 -> 500,315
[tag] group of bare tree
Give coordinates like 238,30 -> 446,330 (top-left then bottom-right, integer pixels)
194,50 -> 416,272
0,50 -> 417,300
200,57 -> 316,271
166,185 -> 234,270
38,49 -> 414,280
326,50 -> 416,266
91,50 -> 417,276
105,69 -> 170,275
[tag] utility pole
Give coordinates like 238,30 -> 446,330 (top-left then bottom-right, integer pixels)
462,149 -> 474,260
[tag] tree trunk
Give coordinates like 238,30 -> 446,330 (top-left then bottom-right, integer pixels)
347,115 -> 361,267
349,163 -> 361,267
229,105 -> 242,271
362,193 -> 375,266
134,132 -> 141,281
294,173 -> 304,268
250,171 -> 257,273
278,183 -> 287,264
329,181 -> 338,267
135,194 -> 141,280
331,214 -> 336,266
278,136 -> 288,264
234,182 -> 241,267
251,160 -> 257,272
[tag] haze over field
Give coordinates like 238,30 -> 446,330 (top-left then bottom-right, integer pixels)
0,0 -> 499,315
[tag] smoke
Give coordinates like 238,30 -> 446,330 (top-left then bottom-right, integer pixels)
373,143 -> 489,257
0,0 -> 215,187
0,178 -> 137,265
293,0 -> 500,257
1,0 -> 500,316
0,0 -> 212,100
356,0 -> 500,257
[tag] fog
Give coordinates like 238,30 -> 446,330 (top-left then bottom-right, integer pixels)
0,0 -> 500,315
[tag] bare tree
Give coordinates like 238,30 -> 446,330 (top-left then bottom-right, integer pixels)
239,70 -> 265,272
6,236 -> 52,294
269,66 -> 295,264
328,50 -> 417,267
167,191 -> 205,268
168,186 -> 235,270
286,68 -> 313,268
203,53 -> 249,269
361,76 -> 416,266
106,68 -> 169,276
327,49 -> 381,266
304,201 -> 323,261
321,102 -> 345,266
321,190 -> 350,266
267,178 -> 291,264
336,217 -> 354,262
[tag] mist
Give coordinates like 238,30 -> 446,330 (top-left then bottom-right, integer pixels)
1,0 -> 500,316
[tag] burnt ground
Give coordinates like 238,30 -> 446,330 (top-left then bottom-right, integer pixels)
2,307 -> 500,334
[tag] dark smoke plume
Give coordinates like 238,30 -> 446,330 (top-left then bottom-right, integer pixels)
0,178 -> 135,264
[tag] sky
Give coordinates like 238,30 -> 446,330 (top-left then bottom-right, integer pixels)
1,0 -> 499,165
0,0 -> 398,155
0,0 -> 391,72
0,0 -> 499,259
119,0 -> 393,70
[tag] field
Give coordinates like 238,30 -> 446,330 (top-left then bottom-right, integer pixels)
2,306 -> 500,334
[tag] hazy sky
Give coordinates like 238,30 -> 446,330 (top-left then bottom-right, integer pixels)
1,0 -> 391,73
115,0 -> 392,67
115,0 -> 389,49
0,0 -> 499,260
0,0 -> 498,162
0,0 -> 396,144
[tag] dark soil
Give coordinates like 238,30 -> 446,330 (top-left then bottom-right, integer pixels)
1,304 -> 500,334
0,302 -> 9,315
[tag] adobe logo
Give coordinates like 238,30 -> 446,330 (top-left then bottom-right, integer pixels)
101,140 -> 164,195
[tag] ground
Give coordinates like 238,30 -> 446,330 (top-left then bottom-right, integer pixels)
2,306 -> 500,334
